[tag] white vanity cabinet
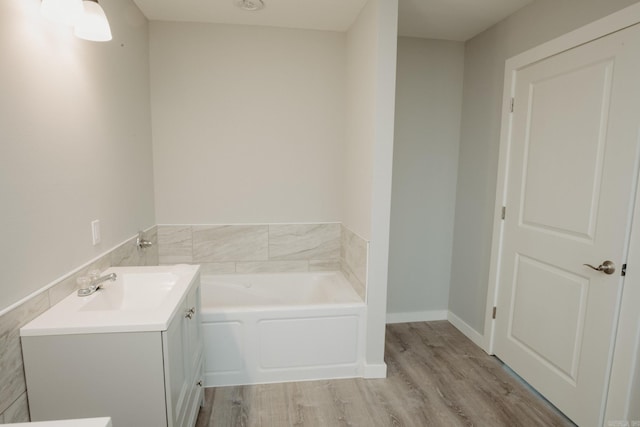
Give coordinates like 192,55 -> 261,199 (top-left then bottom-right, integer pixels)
20,265 -> 204,427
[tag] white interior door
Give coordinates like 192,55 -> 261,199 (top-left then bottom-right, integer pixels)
494,24 -> 640,427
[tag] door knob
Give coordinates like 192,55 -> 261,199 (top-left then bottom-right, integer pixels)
583,260 -> 616,275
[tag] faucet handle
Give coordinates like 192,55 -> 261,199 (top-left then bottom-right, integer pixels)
77,276 -> 91,288
77,276 -> 93,296
77,288 -> 93,297
136,231 -> 153,250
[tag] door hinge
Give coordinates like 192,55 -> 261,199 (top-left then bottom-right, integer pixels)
510,98 -> 515,113
622,263 -> 627,277
492,306 -> 497,319
501,206 -> 506,220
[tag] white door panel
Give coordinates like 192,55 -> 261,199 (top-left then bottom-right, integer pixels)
495,23 -> 640,427
509,254 -> 589,383
519,59 -> 612,240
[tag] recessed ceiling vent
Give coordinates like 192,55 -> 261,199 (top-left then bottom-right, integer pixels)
236,0 -> 264,11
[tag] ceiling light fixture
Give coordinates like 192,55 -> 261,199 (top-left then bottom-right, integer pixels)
40,0 -> 112,42
74,0 -> 112,42
236,0 -> 264,12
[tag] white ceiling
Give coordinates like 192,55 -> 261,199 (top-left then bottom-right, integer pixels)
132,0 -> 534,42
132,0 -> 369,32
398,0 -> 534,41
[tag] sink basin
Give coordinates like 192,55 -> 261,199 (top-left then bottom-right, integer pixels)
21,265 -> 200,336
80,272 -> 178,311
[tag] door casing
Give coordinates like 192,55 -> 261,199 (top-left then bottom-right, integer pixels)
484,2 -> 640,423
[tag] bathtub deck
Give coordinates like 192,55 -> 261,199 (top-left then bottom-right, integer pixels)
196,321 -> 575,426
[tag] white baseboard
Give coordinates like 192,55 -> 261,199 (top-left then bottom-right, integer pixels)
386,310 -> 448,324
363,362 -> 387,378
447,311 -> 485,349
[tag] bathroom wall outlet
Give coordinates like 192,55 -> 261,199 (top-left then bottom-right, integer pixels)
91,220 -> 101,245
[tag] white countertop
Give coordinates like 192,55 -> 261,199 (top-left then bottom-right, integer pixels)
21,265 -> 200,337
3,417 -> 112,427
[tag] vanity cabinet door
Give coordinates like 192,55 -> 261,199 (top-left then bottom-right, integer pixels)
186,284 -> 203,381
164,282 -> 204,427
163,303 -> 190,427
182,283 -> 205,427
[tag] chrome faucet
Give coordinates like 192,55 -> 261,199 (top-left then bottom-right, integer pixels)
136,231 -> 153,250
77,273 -> 117,297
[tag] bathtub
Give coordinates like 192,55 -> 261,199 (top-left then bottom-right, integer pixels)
200,271 -> 366,387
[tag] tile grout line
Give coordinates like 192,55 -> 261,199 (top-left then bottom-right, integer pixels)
1,391 -> 28,422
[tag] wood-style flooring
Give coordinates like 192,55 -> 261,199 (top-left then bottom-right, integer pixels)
196,321 -> 575,426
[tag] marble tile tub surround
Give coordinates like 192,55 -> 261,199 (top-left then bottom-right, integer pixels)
0,227 -> 158,423
341,224 -> 368,300
157,223 -> 368,299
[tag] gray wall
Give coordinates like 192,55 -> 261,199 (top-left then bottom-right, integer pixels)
388,38 -> 464,319
150,22 -> 345,225
0,0 -> 155,419
449,0 -> 640,334
0,0 -> 155,312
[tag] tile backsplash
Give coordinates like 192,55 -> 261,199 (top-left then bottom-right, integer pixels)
0,228 -> 158,423
341,224 -> 368,300
193,225 -> 270,263
268,224 -> 341,261
158,223 -> 368,299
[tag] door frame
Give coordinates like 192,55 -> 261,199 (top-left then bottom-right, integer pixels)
484,2 -> 640,423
